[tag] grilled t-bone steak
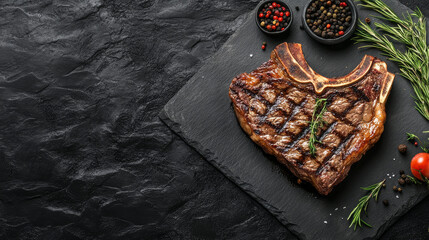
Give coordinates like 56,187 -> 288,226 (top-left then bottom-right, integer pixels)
229,43 -> 394,195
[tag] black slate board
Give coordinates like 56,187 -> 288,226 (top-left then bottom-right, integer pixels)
160,0 -> 429,239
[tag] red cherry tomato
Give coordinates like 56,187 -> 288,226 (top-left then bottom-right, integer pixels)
411,153 -> 429,180
285,11 -> 290,17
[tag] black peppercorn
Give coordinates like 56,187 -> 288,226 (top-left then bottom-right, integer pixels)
398,178 -> 405,185
365,17 -> 371,24
398,187 -> 403,193
296,6 -> 300,11
393,185 -> 398,192
405,177 -> 411,184
398,144 -> 407,154
383,199 -> 389,206
401,174 -> 407,179
399,170 -> 405,175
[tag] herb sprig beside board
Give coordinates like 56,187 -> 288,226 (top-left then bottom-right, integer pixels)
407,131 -> 429,153
407,174 -> 429,189
348,179 -> 386,230
353,0 -> 429,120
308,98 -> 327,156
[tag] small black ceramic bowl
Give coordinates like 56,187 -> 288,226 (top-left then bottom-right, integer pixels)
255,0 -> 293,35
302,0 -> 357,45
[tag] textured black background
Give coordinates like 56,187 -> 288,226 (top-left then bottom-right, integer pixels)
0,0 -> 427,239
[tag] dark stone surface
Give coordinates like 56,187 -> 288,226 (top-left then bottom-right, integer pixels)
0,0 -> 427,239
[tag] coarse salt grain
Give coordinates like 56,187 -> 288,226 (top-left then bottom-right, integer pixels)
324,221 -> 328,224
250,54 -> 253,58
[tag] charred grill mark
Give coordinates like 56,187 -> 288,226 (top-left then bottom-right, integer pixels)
316,131 -> 355,175
229,88 -> 249,112
328,98 -> 361,128
260,96 -> 282,123
352,86 -> 369,102
295,146 -> 307,164
318,122 -> 338,142
281,127 -> 311,154
330,110 -> 353,126
239,88 -> 272,114
277,97 -> 308,134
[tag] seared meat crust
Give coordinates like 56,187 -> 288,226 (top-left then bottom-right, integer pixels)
229,43 -> 394,195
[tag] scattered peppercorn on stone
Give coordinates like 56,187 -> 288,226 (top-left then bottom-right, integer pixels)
383,200 -> 389,206
398,144 -> 407,154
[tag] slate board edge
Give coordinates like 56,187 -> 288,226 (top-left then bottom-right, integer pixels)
373,190 -> 428,240
158,110 -> 306,240
159,1 -> 427,239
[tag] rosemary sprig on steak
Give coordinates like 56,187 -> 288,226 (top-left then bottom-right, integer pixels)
353,0 -> 429,120
309,98 -> 327,156
348,179 -> 386,230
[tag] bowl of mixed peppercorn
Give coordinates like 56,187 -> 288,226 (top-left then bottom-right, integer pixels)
256,1 -> 293,35
303,0 -> 357,45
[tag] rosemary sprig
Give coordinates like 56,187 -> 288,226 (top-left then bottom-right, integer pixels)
406,131 -> 429,153
406,175 -> 422,185
348,179 -> 386,230
407,172 -> 429,189
308,98 -> 327,156
353,0 -> 429,121
407,132 -> 420,142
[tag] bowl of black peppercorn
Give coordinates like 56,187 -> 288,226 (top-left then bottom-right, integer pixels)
256,0 -> 293,35
302,0 -> 358,45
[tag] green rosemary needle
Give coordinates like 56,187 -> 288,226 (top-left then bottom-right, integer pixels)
348,179 -> 386,230
353,0 -> 429,121
309,98 -> 327,156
